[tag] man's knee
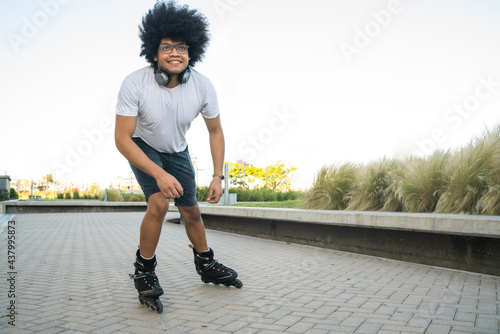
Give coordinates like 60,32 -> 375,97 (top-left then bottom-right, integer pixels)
147,192 -> 169,217
179,205 -> 202,223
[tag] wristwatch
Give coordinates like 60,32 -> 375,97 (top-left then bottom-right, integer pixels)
212,173 -> 224,180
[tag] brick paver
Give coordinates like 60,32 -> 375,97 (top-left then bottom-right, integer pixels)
0,212 -> 499,333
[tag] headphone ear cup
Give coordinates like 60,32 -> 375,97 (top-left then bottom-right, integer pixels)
179,67 -> 191,84
155,71 -> 170,86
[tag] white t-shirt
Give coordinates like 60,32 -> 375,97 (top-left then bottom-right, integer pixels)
116,66 -> 220,153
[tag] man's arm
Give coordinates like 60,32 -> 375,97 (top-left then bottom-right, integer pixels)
204,115 -> 225,203
115,115 -> 183,199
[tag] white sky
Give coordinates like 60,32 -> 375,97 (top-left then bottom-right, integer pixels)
1,0 -> 500,189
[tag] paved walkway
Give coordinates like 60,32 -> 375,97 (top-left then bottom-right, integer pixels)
0,212 -> 499,334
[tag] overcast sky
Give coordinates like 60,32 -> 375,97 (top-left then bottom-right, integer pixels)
1,0 -> 499,189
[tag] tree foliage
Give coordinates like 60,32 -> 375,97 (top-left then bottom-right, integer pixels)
227,161 -> 297,191
227,163 -> 260,188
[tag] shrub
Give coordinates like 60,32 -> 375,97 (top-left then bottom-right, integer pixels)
477,183 -> 500,215
240,188 -> 252,201
196,186 -> 210,202
9,188 -> 18,200
302,123 -> 500,215
229,187 -> 250,201
122,192 -> 145,202
198,186 -> 298,203
379,159 -> 406,212
73,190 -> 80,199
475,126 -> 500,215
229,187 -> 273,202
128,194 -> 145,202
98,191 -> 106,201
251,189 -> 265,202
436,129 -> 499,214
263,188 -> 278,201
0,188 -> 9,201
346,158 -> 396,211
283,190 -> 300,201
106,189 -> 122,202
64,192 -> 72,199
400,151 -> 449,213
302,163 -> 358,210
121,192 -> 131,201
57,193 -> 64,199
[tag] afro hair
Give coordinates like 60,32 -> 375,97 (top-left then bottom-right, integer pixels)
139,0 -> 210,67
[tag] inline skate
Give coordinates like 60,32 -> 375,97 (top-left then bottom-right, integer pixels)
190,245 -> 243,288
129,249 -> 164,313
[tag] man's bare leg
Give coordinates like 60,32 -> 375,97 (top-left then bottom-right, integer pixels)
139,192 -> 169,258
180,205 -> 243,288
178,205 -> 208,253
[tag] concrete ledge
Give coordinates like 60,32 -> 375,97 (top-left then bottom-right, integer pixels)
4,200 -> 147,213
196,206 -> 500,276
196,206 -> 500,239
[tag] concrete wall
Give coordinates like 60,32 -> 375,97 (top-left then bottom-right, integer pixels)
194,207 -> 500,276
202,214 -> 500,276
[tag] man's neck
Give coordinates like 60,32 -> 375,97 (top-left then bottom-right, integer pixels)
166,75 -> 179,88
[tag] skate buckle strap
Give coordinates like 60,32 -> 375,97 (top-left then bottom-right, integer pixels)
204,259 -> 215,269
129,271 -> 157,280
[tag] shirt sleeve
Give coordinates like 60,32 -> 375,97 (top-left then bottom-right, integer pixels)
116,75 -> 140,117
200,79 -> 220,119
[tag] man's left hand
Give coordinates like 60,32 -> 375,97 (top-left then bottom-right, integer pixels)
207,178 -> 223,204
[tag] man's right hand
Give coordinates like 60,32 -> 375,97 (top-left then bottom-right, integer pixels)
115,115 -> 183,199
156,171 -> 184,199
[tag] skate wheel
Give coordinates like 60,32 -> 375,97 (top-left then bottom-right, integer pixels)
138,296 -> 145,305
155,299 -> 163,314
234,279 -> 243,288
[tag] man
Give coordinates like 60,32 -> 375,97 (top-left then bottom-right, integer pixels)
115,0 -> 242,313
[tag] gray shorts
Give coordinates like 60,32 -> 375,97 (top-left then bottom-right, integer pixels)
129,137 -> 197,206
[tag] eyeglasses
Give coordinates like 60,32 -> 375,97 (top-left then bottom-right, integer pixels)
158,43 -> 189,54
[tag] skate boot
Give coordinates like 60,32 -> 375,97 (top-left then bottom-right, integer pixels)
129,249 -> 164,313
190,245 -> 243,288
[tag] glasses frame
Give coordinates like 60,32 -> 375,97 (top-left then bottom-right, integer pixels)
158,43 -> 189,54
